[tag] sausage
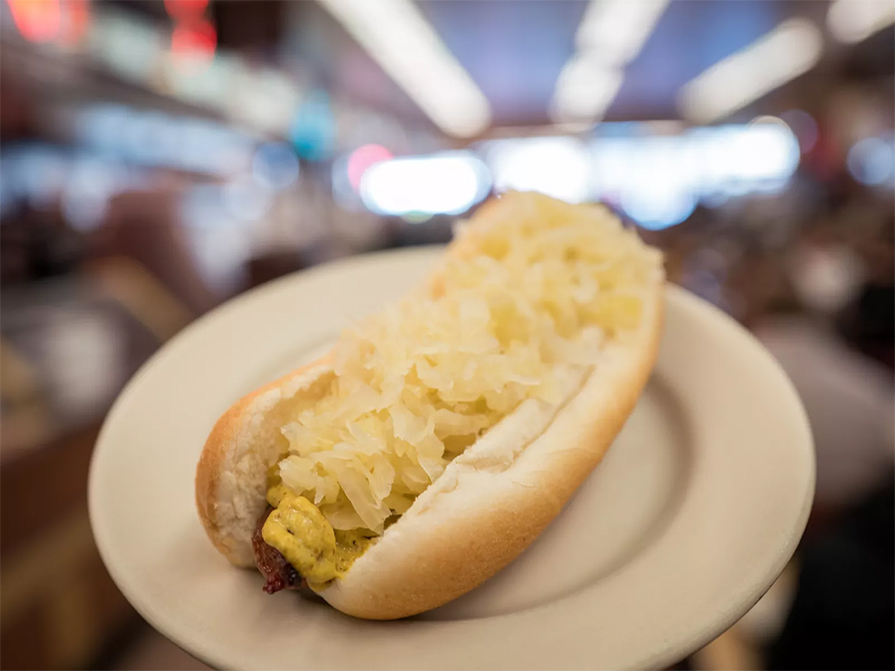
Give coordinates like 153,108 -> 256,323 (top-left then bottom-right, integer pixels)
252,507 -> 308,594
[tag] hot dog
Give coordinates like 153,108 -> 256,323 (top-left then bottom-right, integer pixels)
196,191 -> 665,619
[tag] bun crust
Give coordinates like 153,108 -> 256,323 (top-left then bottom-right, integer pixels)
196,198 -> 664,619
196,357 -> 334,567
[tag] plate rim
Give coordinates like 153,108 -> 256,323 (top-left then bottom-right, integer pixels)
88,247 -> 815,671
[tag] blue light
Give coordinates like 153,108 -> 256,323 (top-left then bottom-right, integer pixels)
847,137 -> 895,187
621,187 -> 697,231
252,142 -> 300,191
122,112 -> 171,166
61,158 -> 118,232
75,104 -> 253,176
19,146 -> 68,208
290,90 -> 335,162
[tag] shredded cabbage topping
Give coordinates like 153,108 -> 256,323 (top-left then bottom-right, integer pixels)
274,193 -> 661,533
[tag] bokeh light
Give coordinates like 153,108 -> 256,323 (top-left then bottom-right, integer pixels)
252,143 -> 300,191
347,144 -> 393,192
487,137 -> 591,203
170,18 -> 216,72
360,152 -> 490,217
6,0 -> 61,43
847,137 -> 895,187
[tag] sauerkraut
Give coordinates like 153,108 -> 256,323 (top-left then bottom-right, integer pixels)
274,192 -> 661,533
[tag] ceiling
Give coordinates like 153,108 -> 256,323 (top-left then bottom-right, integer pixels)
130,0 -> 892,134
298,0 -> 853,130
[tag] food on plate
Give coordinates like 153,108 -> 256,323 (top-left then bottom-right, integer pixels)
196,191 -> 665,619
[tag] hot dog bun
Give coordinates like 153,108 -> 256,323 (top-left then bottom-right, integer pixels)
196,192 -> 664,619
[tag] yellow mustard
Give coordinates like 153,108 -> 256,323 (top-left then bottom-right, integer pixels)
261,488 -> 371,588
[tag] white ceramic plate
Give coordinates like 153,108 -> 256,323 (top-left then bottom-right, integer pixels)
89,247 -> 814,671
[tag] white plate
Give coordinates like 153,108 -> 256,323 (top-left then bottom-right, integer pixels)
89,247 -> 814,670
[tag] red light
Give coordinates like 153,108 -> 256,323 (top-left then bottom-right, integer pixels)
170,18 -> 217,70
60,0 -> 90,46
6,0 -> 61,43
347,145 -> 393,191
164,0 -> 208,19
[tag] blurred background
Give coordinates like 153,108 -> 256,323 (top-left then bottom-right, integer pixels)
0,1 -> 892,669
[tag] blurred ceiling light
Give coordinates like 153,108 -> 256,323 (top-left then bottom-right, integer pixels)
487,137 -> 591,203
678,18 -> 823,124
576,0 -> 669,66
552,0 -> 668,123
6,0 -> 61,43
360,152 -> 490,216
738,117 -> 801,180
550,56 -> 623,123
827,0 -> 895,43
603,134 -> 698,230
316,0 -> 491,138
588,121 -> 800,213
